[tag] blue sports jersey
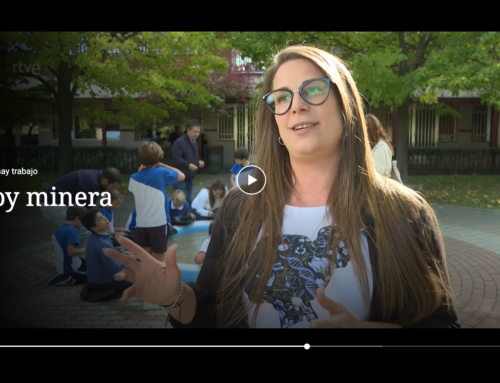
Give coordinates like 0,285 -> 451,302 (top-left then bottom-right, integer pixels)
125,210 -> 137,231
129,167 -> 178,228
51,224 -> 82,275
230,162 -> 254,186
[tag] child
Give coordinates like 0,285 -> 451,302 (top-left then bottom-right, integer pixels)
230,147 -> 253,188
100,189 -> 127,236
82,207 -> 132,298
168,189 -> 196,222
125,209 -> 137,231
126,207 -> 172,240
129,141 -> 184,262
194,222 -> 213,265
47,206 -> 88,286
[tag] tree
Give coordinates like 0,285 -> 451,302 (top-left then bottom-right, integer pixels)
419,32 -> 500,109
231,32 -> 489,182
0,32 -> 229,176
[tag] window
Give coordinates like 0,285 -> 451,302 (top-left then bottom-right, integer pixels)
104,104 -> 120,140
75,115 -> 101,139
472,105 -> 491,142
217,104 -> 255,154
233,53 -> 265,73
438,106 -> 457,142
409,104 -> 438,148
217,107 -> 234,140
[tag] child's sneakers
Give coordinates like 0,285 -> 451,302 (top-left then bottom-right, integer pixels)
47,274 -> 76,287
143,302 -> 162,311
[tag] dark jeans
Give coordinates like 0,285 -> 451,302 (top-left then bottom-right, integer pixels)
175,180 -> 194,207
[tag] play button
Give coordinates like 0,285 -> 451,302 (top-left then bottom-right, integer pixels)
236,165 -> 266,195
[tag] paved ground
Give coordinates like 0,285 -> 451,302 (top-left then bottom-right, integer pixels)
0,174 -> 499,328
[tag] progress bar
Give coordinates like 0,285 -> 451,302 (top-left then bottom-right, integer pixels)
0,344 -> 383,348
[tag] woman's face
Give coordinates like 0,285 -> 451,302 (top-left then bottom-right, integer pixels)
212,188 -> 224,199
272,58 -> 343,159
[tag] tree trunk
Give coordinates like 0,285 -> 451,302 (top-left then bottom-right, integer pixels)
396,100 -> 410,183
57,61 -> 74,178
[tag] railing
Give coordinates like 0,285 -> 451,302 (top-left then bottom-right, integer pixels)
407,148 -> 500,175
0,146 -> 172,174
2,146 -> 499,176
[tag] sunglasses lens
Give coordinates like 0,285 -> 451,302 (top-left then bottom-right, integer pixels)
302,79 -> 330,104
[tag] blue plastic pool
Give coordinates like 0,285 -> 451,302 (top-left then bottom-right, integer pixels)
170,220 -> 211,284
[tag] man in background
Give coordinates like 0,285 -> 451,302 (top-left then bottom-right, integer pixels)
171,120 -> 204,206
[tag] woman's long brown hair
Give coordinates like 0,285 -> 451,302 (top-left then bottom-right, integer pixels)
215,46 -> 456,327
365,114 -> 395,155
205,179 -> 226,209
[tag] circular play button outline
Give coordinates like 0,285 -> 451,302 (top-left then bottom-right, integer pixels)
236,165 -> 266,195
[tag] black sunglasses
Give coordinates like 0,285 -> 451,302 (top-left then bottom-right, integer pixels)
262,78 -> 333,115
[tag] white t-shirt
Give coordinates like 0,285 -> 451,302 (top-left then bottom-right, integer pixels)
199,238 -> 210,253
372,139 -> 392,177
241,205 -> 373,328
192,187 -> 229,217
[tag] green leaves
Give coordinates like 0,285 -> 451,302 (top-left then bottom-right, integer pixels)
1,31 -> 231,129
229,32 -> 500,112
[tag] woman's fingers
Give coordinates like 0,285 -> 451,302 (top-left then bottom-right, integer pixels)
121,285 -> 137,304
114,268 -> 135,283
164,244 -> 179,269
104,247 -> 140,270
116,235 -> 155,263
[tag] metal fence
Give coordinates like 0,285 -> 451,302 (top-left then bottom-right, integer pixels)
0,146 -> 172,174
407,148 -> 500,175
1,146 -> 499,176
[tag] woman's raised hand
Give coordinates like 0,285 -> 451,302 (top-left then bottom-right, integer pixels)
103,235 -> 182,306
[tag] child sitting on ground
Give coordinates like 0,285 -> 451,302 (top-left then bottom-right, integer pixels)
168,189 -> 196,222
100,189 -> 128,236
82,207 -> 132,298
194,222 -> 213,265
47,206 -> 89,286
230,147 -> 252,189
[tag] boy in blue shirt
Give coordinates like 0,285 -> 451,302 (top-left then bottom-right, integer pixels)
230,147 -> 253,189
130,141 -> 185,263
100,189 -> 127,237
167,189 -> 196,222
82,207 -> 132,298
47,206 -> 89,286
125,209 -> 137,231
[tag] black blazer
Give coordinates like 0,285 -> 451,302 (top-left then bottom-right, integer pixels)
171,134 -> 199,182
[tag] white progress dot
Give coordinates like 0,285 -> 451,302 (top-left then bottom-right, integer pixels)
304,343 -> 310,350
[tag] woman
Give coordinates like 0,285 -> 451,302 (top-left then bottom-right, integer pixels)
365,114 -> 394,178
105,46 -> 459,328
191,179 -> 228,220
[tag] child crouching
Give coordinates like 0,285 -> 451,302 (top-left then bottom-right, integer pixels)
82,207 -> 132,298
47,206 -> 88,286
